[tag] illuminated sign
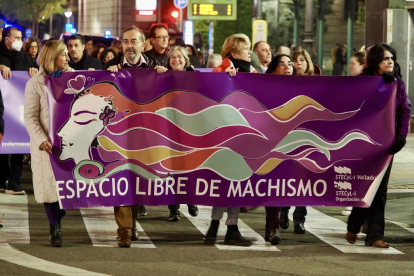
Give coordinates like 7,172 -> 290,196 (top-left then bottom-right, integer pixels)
188,0 -> 237,21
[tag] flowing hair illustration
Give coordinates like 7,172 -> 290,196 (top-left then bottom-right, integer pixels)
58,79 -> 378,183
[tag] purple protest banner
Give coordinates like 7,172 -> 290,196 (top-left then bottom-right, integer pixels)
45,69 -> 395,209
0,72 -> 31,154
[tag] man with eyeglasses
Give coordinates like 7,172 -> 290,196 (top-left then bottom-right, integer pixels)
144,23 -> 170,66
105,26 -> 156,71
104,26 -> 156,248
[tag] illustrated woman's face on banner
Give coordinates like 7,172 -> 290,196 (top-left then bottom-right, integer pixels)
58,93 -> 110,164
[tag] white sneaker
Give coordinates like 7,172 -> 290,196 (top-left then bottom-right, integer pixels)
5,189 -> 26,195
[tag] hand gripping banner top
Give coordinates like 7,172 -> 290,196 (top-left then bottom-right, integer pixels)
45,69 -> 396,209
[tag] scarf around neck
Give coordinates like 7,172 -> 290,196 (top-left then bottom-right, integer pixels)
228,55 -> 252,73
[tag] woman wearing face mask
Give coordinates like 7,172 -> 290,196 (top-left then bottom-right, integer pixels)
262,54 -> 295,245
24,37 -> 40,69
155,46 -> 200,221
346,44 -> 410,248
24,40 -> 74,247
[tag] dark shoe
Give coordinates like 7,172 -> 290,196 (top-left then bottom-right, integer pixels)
224,225 -> 252,246
0,182 -> 6,193
188,205 -> 199,217
117,228 -> 131,248
131,228 -> 139,241
294,223 -> 306,234
49,224 -> 62,247
365,240 -> 390,248
58,210 -> 66,225
0,220 -> 2,228
346,231 -> 357,244
240,207 -> 248,213
138,205 -> 147,216
169,208 -> 180,222
204,220 -> 219,245
5,181 -> 25,195
265,229 -> 281,245
280,213 -> 289,230
361,222 -> 368,234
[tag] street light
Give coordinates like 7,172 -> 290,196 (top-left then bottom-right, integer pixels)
64,10 -> 72,24
64,10 -> 72,18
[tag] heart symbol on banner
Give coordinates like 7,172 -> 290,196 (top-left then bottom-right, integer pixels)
68,75 -> 86,91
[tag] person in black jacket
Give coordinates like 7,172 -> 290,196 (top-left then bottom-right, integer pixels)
105,27 -> 156,71
144,23 -> 169,66
0,27 -> 37,195
67,34 -> 103,71
104,26 -> 157,249
0,27 -> 37,80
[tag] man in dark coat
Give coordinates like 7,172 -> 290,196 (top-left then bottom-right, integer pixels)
67,34 -> 103,71
143,23 -> 169,66
0,27 -> 37,195
104,26 -> 156,248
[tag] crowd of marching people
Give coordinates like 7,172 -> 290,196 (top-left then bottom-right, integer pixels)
0,23 -> 410,247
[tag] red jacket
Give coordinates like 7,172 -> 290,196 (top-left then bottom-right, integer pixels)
213,57 -> 258,73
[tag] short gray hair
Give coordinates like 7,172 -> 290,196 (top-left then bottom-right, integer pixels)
206,54 -> 222,68
166,46 -> 190,69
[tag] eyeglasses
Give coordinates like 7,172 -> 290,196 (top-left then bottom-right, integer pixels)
154,36 -> 170,40
279,62 -> 294,67
122,40 -> 140,46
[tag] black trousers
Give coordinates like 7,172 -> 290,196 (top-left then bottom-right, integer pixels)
347,160 -> 393,243
0,154 -> 23,186
281,206 -> 307,225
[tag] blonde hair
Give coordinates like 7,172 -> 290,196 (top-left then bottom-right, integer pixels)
166,46 -> 190,69
37,40 -> 67,75
220,33 -> 251,59
291,47 -> 314,75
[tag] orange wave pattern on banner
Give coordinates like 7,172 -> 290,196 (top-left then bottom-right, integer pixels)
269,96 -> 325,121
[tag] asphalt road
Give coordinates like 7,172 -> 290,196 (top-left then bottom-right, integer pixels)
1,173 -> 414,276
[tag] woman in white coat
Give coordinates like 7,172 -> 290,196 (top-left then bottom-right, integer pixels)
24,40 -> 73,247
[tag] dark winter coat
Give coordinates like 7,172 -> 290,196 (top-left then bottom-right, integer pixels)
0,41 -> 34,71
68,49 -> 103,71
104,52 -> 156,70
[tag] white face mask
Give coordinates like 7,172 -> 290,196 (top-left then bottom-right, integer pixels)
11,40 -> 22,51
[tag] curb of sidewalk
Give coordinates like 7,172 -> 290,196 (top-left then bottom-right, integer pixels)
388,184 -> 414,189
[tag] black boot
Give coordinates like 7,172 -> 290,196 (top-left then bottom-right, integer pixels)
49,224 -> 62,247
265,229 -> 281,245
224,225 -> 252,246
204,220 -> 219,245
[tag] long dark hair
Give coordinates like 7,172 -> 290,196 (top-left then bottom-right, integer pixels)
24,37 -> 39,57
265,54 -> 295,74
363,43 -> 401,78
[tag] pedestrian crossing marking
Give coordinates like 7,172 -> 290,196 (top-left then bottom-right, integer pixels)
180,205 -> 280,251
0,194 -> 30,244
0,243 -> 110,276
289,207 -> 404,254
80,207 -> 156,248
388,220 -> 414,234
